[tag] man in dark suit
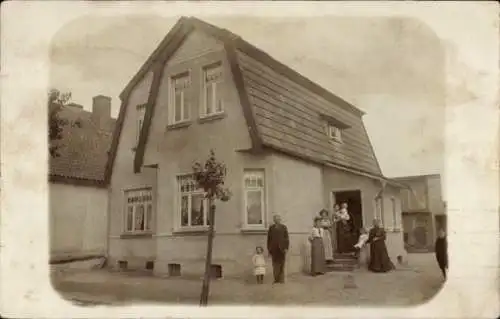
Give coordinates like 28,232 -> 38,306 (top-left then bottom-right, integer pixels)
267,214 -> 289,284
435,228 -> 448,279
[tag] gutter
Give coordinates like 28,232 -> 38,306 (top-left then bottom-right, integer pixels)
324,161 -> 408,189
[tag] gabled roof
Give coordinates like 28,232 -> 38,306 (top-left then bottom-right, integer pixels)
106,16 -> 385,183
50,106 -> 116,187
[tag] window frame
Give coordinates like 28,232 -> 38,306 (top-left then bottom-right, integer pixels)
175,173 -> 210,231
374,196 -> 385,228
201,62 -> 224,118
168,71 -> 191,125
123,187 -> 154,234
391,197 -> 399,231
242,169 -> 266,230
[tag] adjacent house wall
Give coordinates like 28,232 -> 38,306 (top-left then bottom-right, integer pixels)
49,183 -> 107,260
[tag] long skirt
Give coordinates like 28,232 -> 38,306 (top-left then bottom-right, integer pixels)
322,228 -> 334,261
368,240 -> 395,273
310,237 -> 326,275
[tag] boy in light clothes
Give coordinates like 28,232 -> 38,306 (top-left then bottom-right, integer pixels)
252,246 -> 266,284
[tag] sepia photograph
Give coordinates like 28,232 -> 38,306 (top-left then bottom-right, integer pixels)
1,1 -> 499,318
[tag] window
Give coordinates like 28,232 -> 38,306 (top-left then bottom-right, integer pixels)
243,170 -> 266,227
391,197 -> 398,231
124,188 -> 153,233
177,174 -> 209,228
136,104 -> 146,143
202,63 -> 224,117
328,125 -> 342,142
169,72 -> 191,124
375,196 -> 384,227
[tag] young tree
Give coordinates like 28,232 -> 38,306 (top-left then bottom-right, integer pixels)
192,150 -> 231,306
48,89 -> 71,157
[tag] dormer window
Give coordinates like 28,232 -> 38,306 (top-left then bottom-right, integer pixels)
320,113 -> 350,143
328,125 -> 342,142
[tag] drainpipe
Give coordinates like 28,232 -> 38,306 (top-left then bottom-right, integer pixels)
105,184 -> 111,267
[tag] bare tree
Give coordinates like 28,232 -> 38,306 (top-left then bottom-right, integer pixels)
192,149 -> 231,306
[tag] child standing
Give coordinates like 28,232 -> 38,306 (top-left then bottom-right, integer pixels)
252,246 -> 266,284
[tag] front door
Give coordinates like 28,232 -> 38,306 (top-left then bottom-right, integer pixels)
332,190 -> 363,253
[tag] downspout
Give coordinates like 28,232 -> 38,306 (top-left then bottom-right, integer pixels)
104,184 -> 111,268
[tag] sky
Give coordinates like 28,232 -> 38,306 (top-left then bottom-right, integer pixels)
47,5 -> 495,178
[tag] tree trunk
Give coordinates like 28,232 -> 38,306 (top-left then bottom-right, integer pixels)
200,202 -> 216,306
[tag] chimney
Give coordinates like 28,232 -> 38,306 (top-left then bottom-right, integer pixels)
92,95 -> 111,129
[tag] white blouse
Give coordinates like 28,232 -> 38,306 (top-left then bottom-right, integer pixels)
311,227 -> 324,238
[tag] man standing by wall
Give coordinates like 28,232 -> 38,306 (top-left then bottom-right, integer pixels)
267,214 -> 289,284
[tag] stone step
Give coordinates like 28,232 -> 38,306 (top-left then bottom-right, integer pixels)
326,263 -> 357,272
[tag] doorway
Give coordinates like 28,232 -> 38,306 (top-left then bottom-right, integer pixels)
332,190 -> 363,253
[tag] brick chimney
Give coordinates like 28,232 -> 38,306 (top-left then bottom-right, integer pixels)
92,95 -> 111,129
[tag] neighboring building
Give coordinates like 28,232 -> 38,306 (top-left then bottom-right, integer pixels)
106,17 -> 408,277
49,95 -> 116,262
392,174 -> 446,252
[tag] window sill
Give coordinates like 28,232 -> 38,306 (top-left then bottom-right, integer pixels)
166,121 -> 192,131
120,232 -> 153,239
328,139 -> 343,145
172,227 -> 209,235
240,227 -> 267,234
198,112 -> 226,124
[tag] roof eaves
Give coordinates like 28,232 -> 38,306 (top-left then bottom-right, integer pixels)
49,174 -> 108,188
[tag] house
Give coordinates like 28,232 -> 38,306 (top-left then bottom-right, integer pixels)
49,95 -> 116,263
392,174 -> 446,252
106,16 -> 407,277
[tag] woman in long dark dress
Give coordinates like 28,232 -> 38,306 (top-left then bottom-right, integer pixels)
335,202 -> 355,253
367,219 -> 395,273
309,217 -> 326,276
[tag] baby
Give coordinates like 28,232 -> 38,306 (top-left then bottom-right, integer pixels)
354,228 -> 369,250
334,202 -> 350,225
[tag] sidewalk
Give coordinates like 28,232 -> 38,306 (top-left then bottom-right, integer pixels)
52,253 -> 444,306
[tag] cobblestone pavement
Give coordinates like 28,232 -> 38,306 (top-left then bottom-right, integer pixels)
52,253 -> 444,306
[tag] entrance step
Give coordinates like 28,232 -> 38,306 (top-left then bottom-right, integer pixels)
326,253 -> 359,272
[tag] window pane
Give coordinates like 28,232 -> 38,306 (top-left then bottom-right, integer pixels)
205,84 -> 213,115
191,194 -> 205,226
174,91 -> 182,122
146,204 -> 152,231
183,91 -> 190,120
135,205 -> 145,231
126,206 -> 133,231
181,195 -> 189,226
246,190 -> 263,225
215,83 -> 223,112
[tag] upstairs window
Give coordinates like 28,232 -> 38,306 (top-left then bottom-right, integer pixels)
169,72 -> 191,124
136,104 -> 146,144
201,63 -> 224,117
328,124 -> 343,142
